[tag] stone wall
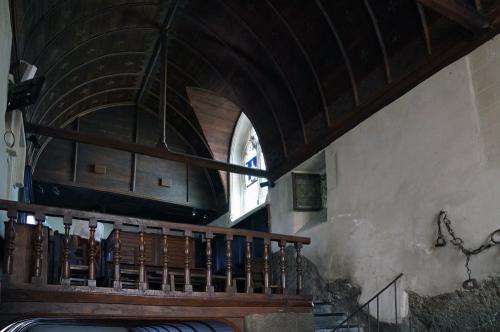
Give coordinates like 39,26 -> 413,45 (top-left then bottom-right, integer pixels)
269,35 -> 500,324
244,312 -> 314,332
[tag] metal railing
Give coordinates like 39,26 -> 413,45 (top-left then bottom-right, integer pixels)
332,273 -> 404,331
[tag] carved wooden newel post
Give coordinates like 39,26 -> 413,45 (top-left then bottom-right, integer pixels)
113,222 -> 122,289
225,234 -> 235,293
263,238 -> 271,295
279,240 -> 287,293
61,214 -> 72,285
295,242 -> 303,295
184,230 -> 193,292
205,232 -> 214,293
138,225 -> 147,290
162,227 -> 170,292
245,236 -> 253,294
5,209 -> 17,277
87,217 -> 97,287
32,211 -> 45,284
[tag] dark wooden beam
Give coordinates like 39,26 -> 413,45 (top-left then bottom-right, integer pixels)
417,0 -> 490,31
25,123 -> 269,179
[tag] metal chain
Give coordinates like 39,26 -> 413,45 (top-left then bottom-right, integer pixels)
436,211 -> 500,289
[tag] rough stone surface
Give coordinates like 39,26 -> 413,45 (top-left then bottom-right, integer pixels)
407,277 -> 500,332
244,312 -> 314,332
270,247 -> 361,307
271,246 -> 331,301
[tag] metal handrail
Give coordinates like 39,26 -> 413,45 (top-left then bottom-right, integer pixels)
331,272 -> 404,331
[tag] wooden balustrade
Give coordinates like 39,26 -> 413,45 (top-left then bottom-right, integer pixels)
245,236 -> 253,294
5,209 -> 16,276
32,211 -> 45,284
295,242 -> 303,295
184,230 -> 193,292
138,226 -> 147,290
264,238 -> 271,295
61,214 -> 72,285
161,226 -> 170,291
113,222 -> 122,289
205,232 -> 214,293
87,217 -> 97,287
0,199 -> 311,297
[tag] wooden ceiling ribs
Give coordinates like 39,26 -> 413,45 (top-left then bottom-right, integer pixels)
363,0 -> 393,84
417,0 -> 490,31
24,2 -> 160,63
12,0 -> 500,206
417,3 -> 433,55
315,0 -> 360,107
265,0 -> 331,128
135,0 -> 178,106
46,87 -> 140,127
37,73 -> 140,124
33,51 -> 146,116
215,0 -> 309,145
176,14 -> 289,158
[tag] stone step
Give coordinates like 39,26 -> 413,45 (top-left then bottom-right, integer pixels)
315,326 -> 364,332
314,313 -> 349,329
313,302 -> 338,315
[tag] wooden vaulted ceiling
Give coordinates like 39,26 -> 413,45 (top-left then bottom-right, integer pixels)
11,0 -> 500,182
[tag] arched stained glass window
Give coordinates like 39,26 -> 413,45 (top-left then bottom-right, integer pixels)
229,114 -> 267,221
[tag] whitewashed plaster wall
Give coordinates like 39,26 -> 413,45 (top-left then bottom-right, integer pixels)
270,36 -> 500,321
0,0 -> 13,238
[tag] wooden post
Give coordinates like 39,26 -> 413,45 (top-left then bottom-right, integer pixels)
113,222 -> 122,289
264,238 -> 271,295
295,242 -> 303,295
138,226 -> 147,290
279,240 -> 287,293
184,230 -> 193,292
205,232 -> 214,293
87,217 -> 97,287
162,227 -> 170,292
245,236 -> 253,294
32,211 -> 45,284
225,234 -> 235,293
5,209 -> 17,276
61,214 -> 72,285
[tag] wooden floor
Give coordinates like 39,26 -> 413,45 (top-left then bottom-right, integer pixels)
0,281 -> 312,331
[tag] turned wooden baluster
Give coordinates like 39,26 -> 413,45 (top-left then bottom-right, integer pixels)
32,211 -> 45,284
184,230 -> 193,292
295,242 -> 303,295
5,209 -> 17,276
245,236 -> 253,294
138,225 -> 147,290
113,222 -> 122,289
162,227 -> 170,292
87,217 -> 97,287
225,234 -> 235,293
205,232 -> 214,293
264,238 -> 271,295
61,214 -> 72,285
279,240 -> 287,293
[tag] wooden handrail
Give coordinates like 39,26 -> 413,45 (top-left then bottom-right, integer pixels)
1,199 -> 310,296
0,199 -> 310,244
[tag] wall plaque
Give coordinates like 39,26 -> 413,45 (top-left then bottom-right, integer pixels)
292,173 -> 323,211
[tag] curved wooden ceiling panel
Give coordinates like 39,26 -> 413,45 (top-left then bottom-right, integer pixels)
11,0 -> 500,186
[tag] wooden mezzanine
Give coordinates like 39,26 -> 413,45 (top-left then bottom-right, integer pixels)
0,199 -> 311,331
